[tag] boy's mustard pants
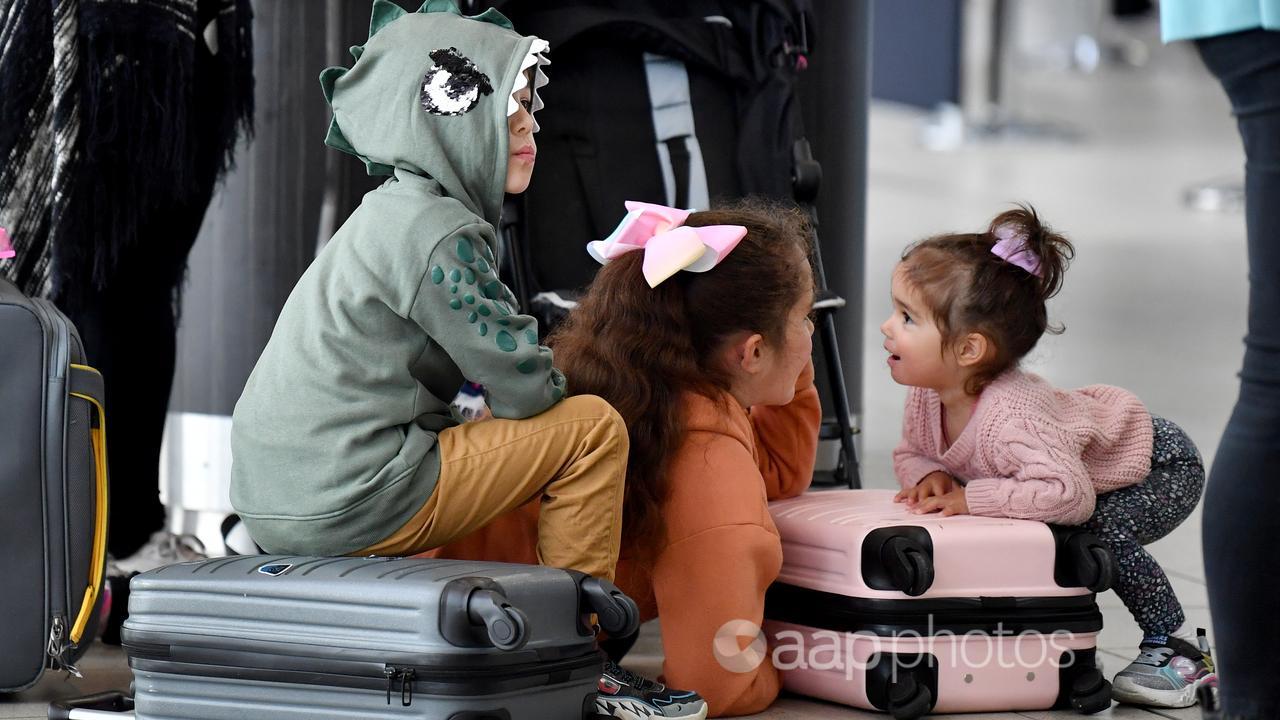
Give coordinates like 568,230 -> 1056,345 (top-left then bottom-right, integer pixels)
356,395 -> 627,582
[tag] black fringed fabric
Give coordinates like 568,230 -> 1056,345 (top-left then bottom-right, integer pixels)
0,0 -> 78,297
0,0 -> 254,310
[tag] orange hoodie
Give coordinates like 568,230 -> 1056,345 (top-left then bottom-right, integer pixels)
429,362 -> 820,717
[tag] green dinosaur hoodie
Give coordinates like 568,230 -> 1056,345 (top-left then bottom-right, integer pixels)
230,1 -> 563,556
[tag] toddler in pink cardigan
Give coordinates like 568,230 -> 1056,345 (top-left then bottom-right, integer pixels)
882,205 -> 1213,710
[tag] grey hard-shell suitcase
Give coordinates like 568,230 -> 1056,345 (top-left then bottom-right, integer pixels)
0,277 -> 110,692
120,555 -> 641,719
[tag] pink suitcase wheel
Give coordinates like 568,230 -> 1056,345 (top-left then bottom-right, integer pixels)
863,528 -> 935,597
884,536 -> 934,597
887,673 -> 933,720
1066,534 -> 1114,593
1068,668 -> 1112,714
1051,527 -> 1115,592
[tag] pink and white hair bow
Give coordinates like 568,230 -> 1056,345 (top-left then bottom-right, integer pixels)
991,224 -> 1042,277
586,201 -> 747,288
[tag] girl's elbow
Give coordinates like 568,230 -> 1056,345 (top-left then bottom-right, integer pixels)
1056,488 -> 1096,526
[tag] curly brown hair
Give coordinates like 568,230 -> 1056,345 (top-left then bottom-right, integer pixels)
900,203 -> 1075,394
548,199 -> 814,560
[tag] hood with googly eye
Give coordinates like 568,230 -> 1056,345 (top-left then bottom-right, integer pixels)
319,0 -> 549,228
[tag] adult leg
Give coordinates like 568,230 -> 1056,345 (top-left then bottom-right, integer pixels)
1196,29 -> 1280,720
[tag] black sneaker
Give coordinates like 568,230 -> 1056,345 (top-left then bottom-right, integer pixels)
594,660 -> 708,719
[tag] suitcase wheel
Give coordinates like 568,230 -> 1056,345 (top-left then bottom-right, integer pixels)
580,577 -> 641,637
884,537 -> 934,597
1068,669 -> 1113,715
467,589 -> 530,651
1068,535 -> 1115,593
886,673 -> 933,720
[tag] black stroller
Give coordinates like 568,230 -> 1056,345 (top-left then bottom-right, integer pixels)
477,0 -> 861,488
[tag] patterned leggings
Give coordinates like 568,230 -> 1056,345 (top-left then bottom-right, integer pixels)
1082,416 -> 1205,637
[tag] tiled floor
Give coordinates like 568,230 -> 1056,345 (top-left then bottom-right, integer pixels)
1,12 -> 1241,720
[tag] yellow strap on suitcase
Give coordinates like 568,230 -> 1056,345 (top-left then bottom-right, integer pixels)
68,364 -> 109,644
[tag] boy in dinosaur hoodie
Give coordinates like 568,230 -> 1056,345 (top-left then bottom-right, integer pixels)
229,4 -> 706,718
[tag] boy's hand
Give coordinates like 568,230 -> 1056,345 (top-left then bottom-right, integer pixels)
894,471 -> 955,506
911,487 -> 969,517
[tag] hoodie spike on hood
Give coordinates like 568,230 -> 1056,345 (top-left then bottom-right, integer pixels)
320,64 -> 392,176
324,114 -> 394,177
466,7 -> 514,31
319,66 -> 345,103
369,0 -> 408,39
361,0 -> 513,49
414,0 -> 462,17
412,0 -> 512,31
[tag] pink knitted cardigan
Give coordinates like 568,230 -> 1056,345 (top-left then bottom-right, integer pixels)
893,369 -> 1154,525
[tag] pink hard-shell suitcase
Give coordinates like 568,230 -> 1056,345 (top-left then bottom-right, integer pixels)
762,489 -> 1115,719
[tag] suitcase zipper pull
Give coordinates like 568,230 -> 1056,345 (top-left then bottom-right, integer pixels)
400,668 -> 415,707
383,666 -> 415,707
47,616 -> 83,678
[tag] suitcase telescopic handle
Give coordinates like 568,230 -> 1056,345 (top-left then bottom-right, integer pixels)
68,364 -> 109,644
466,589 -> 529,651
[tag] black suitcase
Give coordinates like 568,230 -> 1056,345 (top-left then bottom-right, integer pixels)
121,555 -> 640,719
0,276 -> 109,692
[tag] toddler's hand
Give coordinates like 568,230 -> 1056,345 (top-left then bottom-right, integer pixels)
912,487 -> 969,517
894,471 -> 955,507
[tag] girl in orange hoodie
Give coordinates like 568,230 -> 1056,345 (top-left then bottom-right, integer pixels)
431,199 -> 822,717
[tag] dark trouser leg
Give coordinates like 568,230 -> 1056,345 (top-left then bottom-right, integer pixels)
61,185 -> 214,558
58,126 -> 222,559
1195,28 -> 1280,720
65,270 -> 177,558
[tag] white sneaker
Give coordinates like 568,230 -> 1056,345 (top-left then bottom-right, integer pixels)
108,530 -> 207,575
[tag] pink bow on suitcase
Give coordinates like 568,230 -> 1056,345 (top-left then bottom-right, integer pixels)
0,227 -> 14,260
586,201 -> 746,288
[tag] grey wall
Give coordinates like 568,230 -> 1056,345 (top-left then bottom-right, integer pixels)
871,0 -> 962,108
